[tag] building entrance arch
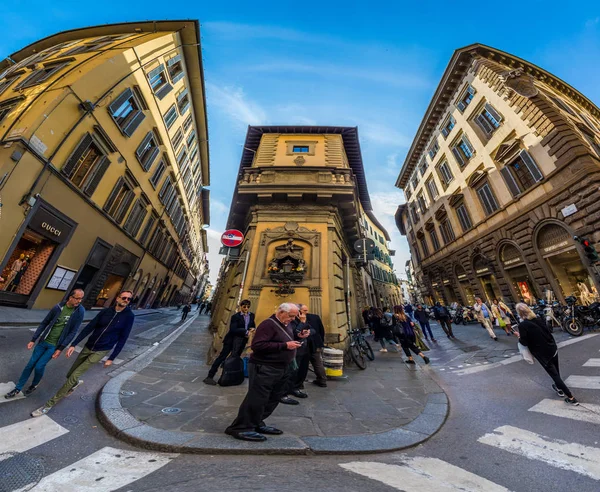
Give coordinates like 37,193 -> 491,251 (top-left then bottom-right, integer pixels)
472,254 -> 501,303
535,222 -> 598,304
497,242 -> 537,304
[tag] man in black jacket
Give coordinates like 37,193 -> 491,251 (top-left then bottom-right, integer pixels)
306,308 -> 327,387
31,290 -> 135,417
204,299 -> 255,385
433,302 -> 455,339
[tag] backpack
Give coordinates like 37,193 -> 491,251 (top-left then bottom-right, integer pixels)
218,355 -> 245,386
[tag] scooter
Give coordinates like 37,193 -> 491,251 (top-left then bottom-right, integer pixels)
562,296 -> 600,336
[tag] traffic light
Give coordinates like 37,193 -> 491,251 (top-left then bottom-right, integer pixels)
575,236 -> 600,263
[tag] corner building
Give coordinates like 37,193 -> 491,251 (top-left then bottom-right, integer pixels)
396,44 -> 600,306
209,126 -> 402,353
0,21 -> 210,309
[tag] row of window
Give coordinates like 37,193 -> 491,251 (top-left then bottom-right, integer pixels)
371,264 -> 398,285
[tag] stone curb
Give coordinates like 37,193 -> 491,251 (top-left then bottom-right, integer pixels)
97,370 -> 449,456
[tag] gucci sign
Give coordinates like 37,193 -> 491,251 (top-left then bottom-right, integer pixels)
41,222 -> 61,237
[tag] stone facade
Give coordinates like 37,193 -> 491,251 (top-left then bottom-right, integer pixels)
395,44 -> 600,306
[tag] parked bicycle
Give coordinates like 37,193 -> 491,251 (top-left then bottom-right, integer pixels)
347,327 -> 374,369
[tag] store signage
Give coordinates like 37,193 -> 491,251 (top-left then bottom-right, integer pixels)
457,274 -> 467,280
431,282 -> 439,287
476,267 -> 489,274
543,240 -> 569,254
28,208 -> 72,244
503,257 -> 522,267
443,279 -> 450,284
561,204 -> 578,218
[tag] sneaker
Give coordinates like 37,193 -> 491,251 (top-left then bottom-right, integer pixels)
423,356 -> 430,365
4,388 -> 21,399
31,406 -> 52,417
405,359 -> 416,364
203,377 -> 217,386
493,337 -> 498,341
379,348 -> 388,353
66,380 -> 84,397
552,384 -> 565,398
432,338 -> 437,342
23,385 -> 38,396
565,397 -> 579,406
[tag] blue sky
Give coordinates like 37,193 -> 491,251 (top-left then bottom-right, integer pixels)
2,1 -> 600,284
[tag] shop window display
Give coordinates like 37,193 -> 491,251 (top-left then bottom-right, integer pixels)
545,248 -> 598,305
0,230 -> 55,294
95,273 -> 126,308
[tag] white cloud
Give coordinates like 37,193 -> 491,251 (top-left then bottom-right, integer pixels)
206,83 -> 268,128
361,122 -> 412,147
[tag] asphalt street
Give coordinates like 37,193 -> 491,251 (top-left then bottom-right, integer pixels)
1,315 -> 600,491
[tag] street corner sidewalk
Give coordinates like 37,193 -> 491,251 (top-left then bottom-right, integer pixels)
97,318 -> 449,455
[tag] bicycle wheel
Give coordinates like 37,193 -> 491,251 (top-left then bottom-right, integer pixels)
350,343 -> 367,369
360,338 -> 375,361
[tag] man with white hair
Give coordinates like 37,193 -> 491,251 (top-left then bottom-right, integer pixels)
225,302 -> 301,442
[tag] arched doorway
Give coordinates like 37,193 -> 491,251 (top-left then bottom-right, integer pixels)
472,255 -> 501,302
139,275 -> 156,309
455,265 -> 475,306
498,242 -> 537,304
536,222 -> 598,304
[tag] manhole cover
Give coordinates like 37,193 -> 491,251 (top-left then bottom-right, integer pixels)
0,452 -> 45,491
80,395 -> 92,402
161,407 -> 181,414
63,415 -> 79,424
460,345 -> 481,353
120,390 -> 136,397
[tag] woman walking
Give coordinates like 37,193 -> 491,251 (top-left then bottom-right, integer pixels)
371,308 -> 398,352
491,299 -> 513,336
514,303 -> 579,405
393,305 -> 430,365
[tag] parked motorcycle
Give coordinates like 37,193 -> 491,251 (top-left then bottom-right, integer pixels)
562,295 -> 600,336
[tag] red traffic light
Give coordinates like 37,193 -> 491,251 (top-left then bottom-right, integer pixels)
583,239 -> 591,248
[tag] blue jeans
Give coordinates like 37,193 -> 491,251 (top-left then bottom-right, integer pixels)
16,341 -> 56,390
420,321 -> 434,339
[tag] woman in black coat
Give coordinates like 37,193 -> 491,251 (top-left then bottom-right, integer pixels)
514,303 -> 578,405
393,305 -> 430,365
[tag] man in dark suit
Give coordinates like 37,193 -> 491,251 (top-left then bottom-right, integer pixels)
204,299 -> 255,385
306,308 -> 327,387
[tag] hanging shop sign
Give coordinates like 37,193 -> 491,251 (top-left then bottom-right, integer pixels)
28,208 -> 72,244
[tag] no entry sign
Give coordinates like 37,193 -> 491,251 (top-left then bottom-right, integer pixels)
221,229 -> 244,247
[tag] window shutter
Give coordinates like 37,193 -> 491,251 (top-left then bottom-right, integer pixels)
155,83 -> 173,100
83,156 -> 110,197
167,54 -> 181,67
136,132 -> 153,159
500,166 -> 521,197
484,103 -> 502,122
144,146 -> 160,171
104,177 -> 125,212
116,189 -> 135,224
123,199 -> 141,233
62,134 -> 93,177
519,150 -> 543,183
123,110 -> 145,137
457,100 -> 466,112
452,147 -> 465,167
109,88 -> 133,115
476,114 -> 492,135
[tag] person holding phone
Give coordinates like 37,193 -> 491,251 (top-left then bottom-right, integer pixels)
280,305 -> 312,404
225,303 -> 301,442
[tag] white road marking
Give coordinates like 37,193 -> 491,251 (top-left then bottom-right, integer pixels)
0,382 -> 26,404
29,446 -> 177,491
529,398 -> 600,425
340,458 -> 510,491
136,324 -> 171,340
583,358 -> 600,367
564,375 -> 600,390
0,415 -> 68,454
478,425 -> 600,480
453,333 -> 599,376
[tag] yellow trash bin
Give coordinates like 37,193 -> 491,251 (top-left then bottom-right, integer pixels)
323,347 -> 344,377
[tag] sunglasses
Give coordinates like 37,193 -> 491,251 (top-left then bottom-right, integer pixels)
120,296 -> 132,301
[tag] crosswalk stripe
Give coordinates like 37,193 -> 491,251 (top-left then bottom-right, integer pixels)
0,382 -> 26,404
0,415 -> 68,454
478,425 -> 600,480
564,375 -> 600,390
340,458 -> 510,491
29,446 -> 177,491
583,358 -> 600,367
529,398 -> 600,425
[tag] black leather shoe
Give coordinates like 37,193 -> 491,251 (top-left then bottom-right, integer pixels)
291,389 -> 308,398
312,380 -> 327,388
225,430 -> 267,442
203,377 -> 217,386
256,425 -> 283,435
279,396 -> 299,405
